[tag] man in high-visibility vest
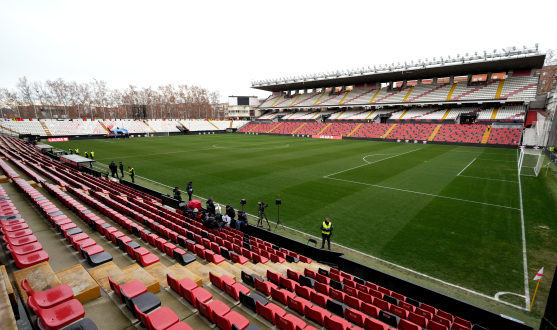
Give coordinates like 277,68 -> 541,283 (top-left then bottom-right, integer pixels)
69,147 -> 73,155
128,166 -> 135,183
90,150 -> 95,159
321,218 -> 333,250
75,148 -> 79,155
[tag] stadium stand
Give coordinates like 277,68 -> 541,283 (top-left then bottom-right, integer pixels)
0,119 -> 247,137
258,76 -> 539,109
433,124 -> 486,143
487,127 -> 522,145
386,123 -> 438,141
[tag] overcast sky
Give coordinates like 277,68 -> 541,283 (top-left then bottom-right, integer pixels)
0,0 -> 555,103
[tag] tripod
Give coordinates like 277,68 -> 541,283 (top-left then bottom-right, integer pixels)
274,204 -> 283,232
257,209 -> 271,230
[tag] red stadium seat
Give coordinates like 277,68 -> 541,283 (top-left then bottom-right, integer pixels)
215,310 -> 250,330
197,298 -> 230,323
28,297 -> 85,330
345,308 -> 369,327
223,281 -> 250,301
209,272 -> 235,291
271,287 -> 296,306
254,278 -> 278,296
21,279 -> 73,309
324,314 -> 352,330
256,301 -> 286,325
305,304 -> 330,325
135,305 -> 179,330
288,296 -> 312,315
276,314 -> 306,330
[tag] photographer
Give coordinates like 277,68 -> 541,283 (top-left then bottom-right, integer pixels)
186,182 -> 193,201
235,211 -> 248,231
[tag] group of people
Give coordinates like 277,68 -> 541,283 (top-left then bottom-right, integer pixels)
172,182 -> 194,201
108,161 -> 135,183
68,148 -> 95,159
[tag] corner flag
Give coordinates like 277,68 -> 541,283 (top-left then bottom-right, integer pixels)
534,268 -> 544,281
530,267 -> 544,311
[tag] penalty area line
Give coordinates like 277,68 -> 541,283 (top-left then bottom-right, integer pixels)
457,158 -> 476,176
325,177 -> 520,210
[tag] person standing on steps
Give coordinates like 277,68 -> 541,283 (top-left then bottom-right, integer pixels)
119,162 -> 124,177
128,166 -> 135,183
186,182 -> 193,201
320,218 -> 333,251
109,161 -> 118,178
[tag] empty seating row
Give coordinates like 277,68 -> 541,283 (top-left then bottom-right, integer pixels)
0,183 -> 50,269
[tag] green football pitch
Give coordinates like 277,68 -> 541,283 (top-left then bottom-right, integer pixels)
50,134 -> 557,320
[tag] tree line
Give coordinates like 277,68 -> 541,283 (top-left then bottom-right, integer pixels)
0,77 -> 223,119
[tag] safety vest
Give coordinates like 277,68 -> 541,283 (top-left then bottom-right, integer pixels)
322,221 -> 332,235
69,148 -> 72,153
75,149 -> 79,154
129,168 -> 134,175
91,151 -> 94,157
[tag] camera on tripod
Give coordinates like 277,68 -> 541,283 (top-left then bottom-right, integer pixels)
258,202 -> 268,212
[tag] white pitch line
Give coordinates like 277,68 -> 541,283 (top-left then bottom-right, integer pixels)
457,158 -> 476,176
518,170 -> 530,307
324,148 -> 421,178
326,177 -> 520,210
457,175 -> 518,183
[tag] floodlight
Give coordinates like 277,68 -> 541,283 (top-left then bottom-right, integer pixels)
523,45 -> 526,49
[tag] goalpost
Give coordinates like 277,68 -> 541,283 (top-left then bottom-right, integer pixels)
518,148 -> 544,177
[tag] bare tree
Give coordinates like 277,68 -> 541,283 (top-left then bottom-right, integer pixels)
16,77 -> 38,117
545,49 -> 557,66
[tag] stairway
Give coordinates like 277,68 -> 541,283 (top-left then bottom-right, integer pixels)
495,80 -> 506,99
289,94 -> 302,107
291,123 -> 306,134
383,124 -> 397,138
99,122 -> 111,133
445,84 -> 457,101
229,121 -> 233,128
247,123 -> 261,132
490,108 -> 499,120
267,122 -> 281,133
316,124 -> 331,135
207,121 -> 219,130
347,123 -> 363,137
0,125 -> 19,135
481,126 -> 492,144
441,109 -> 452,120
144,122 -> 156,132
337,90 -> 352,105
40,122 -> 52,136
402,86 -> 415,102
428,124 -> 442,141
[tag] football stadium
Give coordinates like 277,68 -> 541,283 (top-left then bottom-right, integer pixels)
1,3 -> 557,330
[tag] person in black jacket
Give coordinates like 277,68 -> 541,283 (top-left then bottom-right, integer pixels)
206,197 -> 215,214
119,162 -> 124,177
225,205 -> 236,220
109,161 -> 118,178
186,182 -> 193,201
173,187 -> 182,201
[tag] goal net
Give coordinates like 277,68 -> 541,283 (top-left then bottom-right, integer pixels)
518,148 -> 544,177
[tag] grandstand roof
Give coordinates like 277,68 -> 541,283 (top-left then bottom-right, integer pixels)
252,54 -> 545,92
